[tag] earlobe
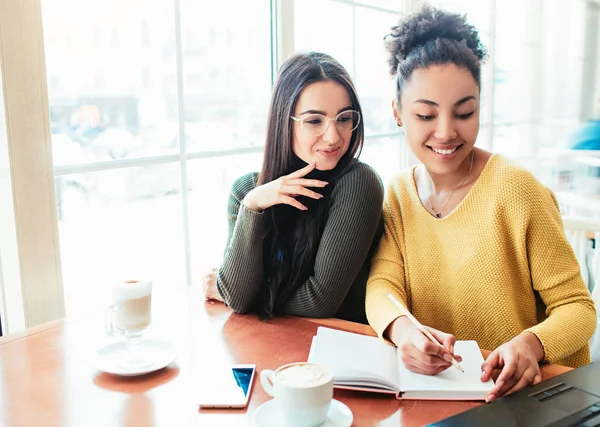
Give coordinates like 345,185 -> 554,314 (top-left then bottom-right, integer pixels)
392,103 -> 402,127
396,116 -> 403,127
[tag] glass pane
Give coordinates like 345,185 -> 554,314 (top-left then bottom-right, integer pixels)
496,0 -> 541,45
188,152 -> 263,283
56,163 -> 185,318
179,0 -> 272,152
494,0 -> 542,127
355,7 -> 399,136
360,136 -> 402,186
294,0 -> 354,72
494,0 -> 588,153
492,123 -> 538,158
493,45 -> 539,126
42,0 -> 179,166
538,117 -> 582,151
539,0 -> 587,150
359,0 -> 401,11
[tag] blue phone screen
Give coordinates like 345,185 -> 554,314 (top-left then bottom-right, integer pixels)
198,366 -> 256,407
231,367 -> 254,396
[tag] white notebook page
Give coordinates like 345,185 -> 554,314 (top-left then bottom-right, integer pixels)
398,340 -> 494,394
311,327 -> 401,390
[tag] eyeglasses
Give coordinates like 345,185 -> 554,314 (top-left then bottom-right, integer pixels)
290,110 -> 361,137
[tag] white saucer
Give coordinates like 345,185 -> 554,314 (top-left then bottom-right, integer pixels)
253,399 -> 353,427
95,338 -> 178,376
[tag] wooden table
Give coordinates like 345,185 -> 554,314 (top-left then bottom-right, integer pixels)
0,286 -> 571,427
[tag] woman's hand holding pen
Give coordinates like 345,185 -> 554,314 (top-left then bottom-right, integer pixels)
481,332 -> 544,402
243,163 -> 328,212
389,316 -> 462,376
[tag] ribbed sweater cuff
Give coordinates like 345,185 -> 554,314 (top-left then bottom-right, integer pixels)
239,202 -> 264,217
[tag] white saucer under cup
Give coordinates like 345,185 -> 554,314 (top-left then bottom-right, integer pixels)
253,398 -> 353,427
95,338 -> 177,376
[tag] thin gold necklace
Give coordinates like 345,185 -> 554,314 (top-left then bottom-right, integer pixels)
427,150 -> 474,219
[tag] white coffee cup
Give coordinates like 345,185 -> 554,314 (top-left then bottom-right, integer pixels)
260,362 -> 333,427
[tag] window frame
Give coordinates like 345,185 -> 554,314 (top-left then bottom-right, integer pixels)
2,0 -> 597,332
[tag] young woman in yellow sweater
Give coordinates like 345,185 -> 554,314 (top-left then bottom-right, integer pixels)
366,6 -> 596,402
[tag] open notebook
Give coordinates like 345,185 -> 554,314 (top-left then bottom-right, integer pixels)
307,326 -> 494,400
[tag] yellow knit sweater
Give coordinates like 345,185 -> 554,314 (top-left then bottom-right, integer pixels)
366,154 -> 596,368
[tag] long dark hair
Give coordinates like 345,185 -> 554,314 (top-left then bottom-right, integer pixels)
255,52 -> 364,318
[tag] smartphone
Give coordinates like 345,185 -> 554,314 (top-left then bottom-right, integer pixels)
198,364 -> 257,409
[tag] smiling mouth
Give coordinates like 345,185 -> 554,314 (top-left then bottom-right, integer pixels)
319,147 -> 340,154
427,144 -> 463,155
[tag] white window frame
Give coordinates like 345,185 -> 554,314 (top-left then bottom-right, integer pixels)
0,0 -> 407,331
0,0 -> 65,332
13,0 -> 599,331
0,0 -> 281,331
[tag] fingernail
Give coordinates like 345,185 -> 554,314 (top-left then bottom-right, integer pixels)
481,371 -> 486,379
496,381 -> 504,389
443,354 -> 452,362
450,345 -> 454,354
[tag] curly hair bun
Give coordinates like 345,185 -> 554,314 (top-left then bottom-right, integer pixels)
384,5 -> 487,76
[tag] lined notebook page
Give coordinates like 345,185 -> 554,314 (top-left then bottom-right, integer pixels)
398,340 -> 494,397
311,327 -> 401,389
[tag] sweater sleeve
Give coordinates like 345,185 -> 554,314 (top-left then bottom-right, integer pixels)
216,173 -> 265,313
365,176 -> 409,341
523,186 -> 597,363
282,163 -> 384,318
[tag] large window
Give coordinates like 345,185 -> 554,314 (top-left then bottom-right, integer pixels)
44,0 -> 273,315
1,0 -> 596,327
179,1 -> 272,152
42,0 -> 404,317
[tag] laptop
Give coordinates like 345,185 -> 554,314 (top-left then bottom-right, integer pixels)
430,361 -> 600,427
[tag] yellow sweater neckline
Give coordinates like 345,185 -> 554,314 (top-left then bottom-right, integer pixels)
409,153 -> 499,220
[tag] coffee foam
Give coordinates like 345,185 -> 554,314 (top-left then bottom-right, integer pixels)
113,280 -> 152,301
276,363 -> 331,388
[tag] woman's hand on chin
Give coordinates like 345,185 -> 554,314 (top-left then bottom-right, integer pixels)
243,162 -> 328,212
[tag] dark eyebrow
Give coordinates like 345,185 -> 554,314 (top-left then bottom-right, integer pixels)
414,99 -> 438,107
413,96 -> 477,107
455,96 -> 477,106
298,109 -> 325,115
297,106 -> 353,116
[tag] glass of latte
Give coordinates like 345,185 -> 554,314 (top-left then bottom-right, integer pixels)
105,280 -> 153,369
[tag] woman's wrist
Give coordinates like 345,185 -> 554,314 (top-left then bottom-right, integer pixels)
517,331 -> 545,362
385,315 -> 413,346
243,191 -> 262,212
